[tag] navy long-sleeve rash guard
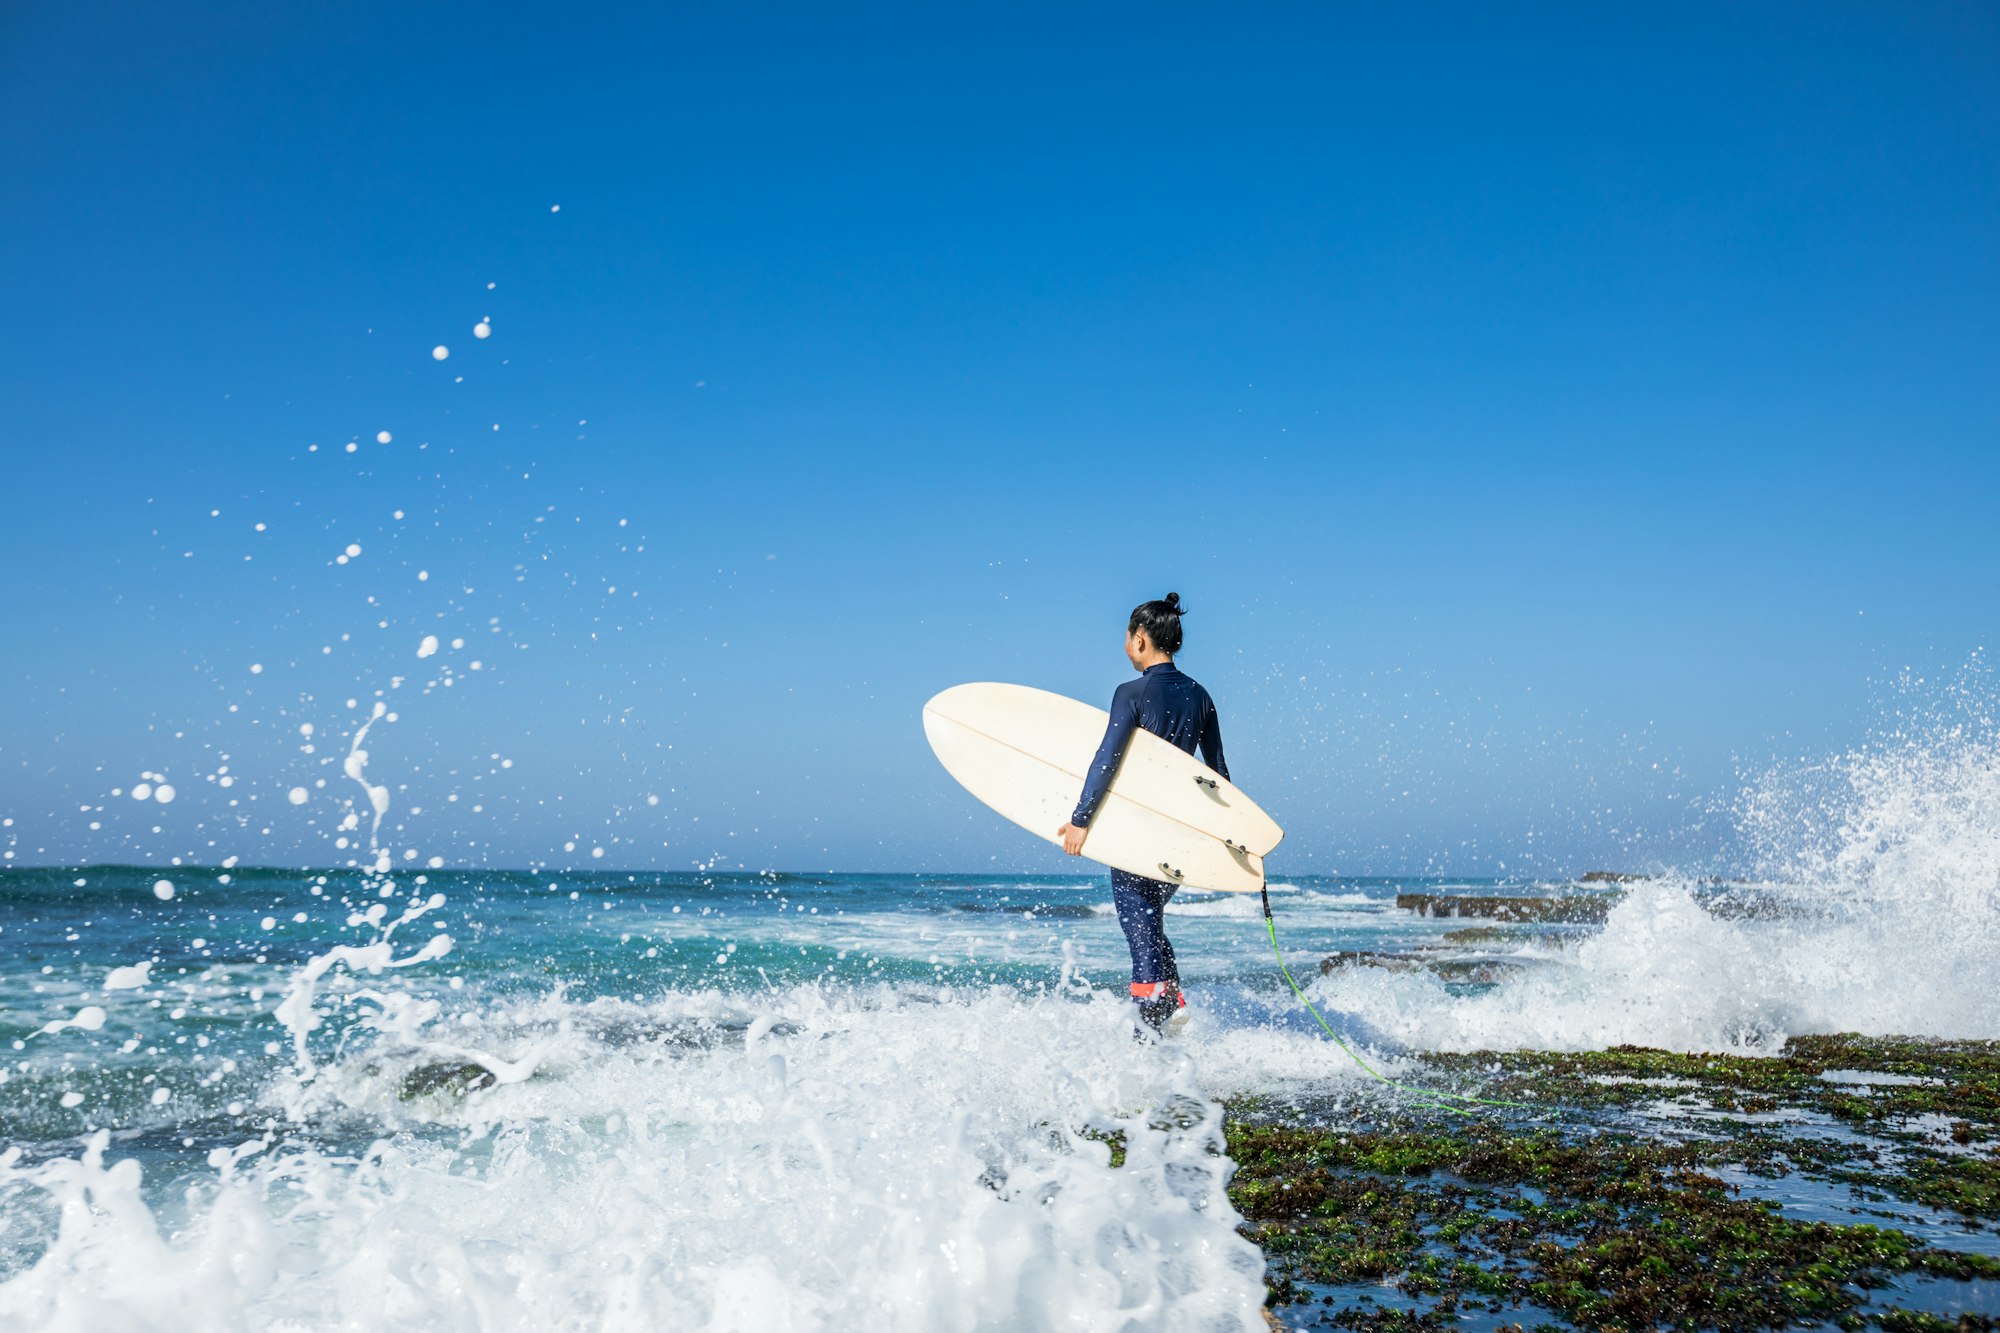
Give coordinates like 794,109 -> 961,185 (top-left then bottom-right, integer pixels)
1070,662 -> 1228,828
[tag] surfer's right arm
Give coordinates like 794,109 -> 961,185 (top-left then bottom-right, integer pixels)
1068,682 -> 1143,831
1199,701 -> 1229,782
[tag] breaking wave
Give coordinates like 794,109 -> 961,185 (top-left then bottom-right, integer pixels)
1315,667 -> 2000,1052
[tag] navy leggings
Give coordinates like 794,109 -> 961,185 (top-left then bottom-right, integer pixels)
1112,868 -> 1179,993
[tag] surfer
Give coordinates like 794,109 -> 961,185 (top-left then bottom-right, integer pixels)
1056,592 -> 1228,1032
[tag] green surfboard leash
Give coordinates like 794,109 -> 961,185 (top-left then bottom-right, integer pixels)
1259,884 -> 1535,1116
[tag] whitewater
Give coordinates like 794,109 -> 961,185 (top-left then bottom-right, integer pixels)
3,677 -> 1998,1329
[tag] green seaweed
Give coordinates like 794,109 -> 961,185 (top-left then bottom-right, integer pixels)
396,1059 -> 496,1100
1230,1034 -> 2000,1330
1868,1312 -> 1998,1333
1076,1126 -> 1127,1168
1419,1036 -> 2000,1146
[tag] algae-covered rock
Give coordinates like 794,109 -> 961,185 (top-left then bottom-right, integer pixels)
1394,892 -> 1617,924
1319,950 -> 1531,985
399,1059 -> 498,1100
1231,1034 -> 2000,1330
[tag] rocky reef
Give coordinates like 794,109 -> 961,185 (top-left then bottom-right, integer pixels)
1226,1035 -> 2000,1332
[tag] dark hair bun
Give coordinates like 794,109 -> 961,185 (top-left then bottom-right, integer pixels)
1127,592 -> 1187,654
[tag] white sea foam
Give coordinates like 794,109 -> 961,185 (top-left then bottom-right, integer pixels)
1299,890 -> 1387,908
1313,686 -> 2000,1053
33,1005 -> 105,1038
0,983 -> 1274,1331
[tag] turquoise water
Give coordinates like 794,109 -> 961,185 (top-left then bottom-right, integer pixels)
2,837 -> 1994,1328
0,865 -> 1523,1157
0,862 -> 1549,1329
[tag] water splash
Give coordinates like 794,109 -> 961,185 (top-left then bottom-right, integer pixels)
341,701 -> 394,872
0,987 -> 1269,1330
1315,661 -> 2000,1052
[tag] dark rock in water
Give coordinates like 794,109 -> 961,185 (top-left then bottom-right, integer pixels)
1395,891 -> 1617,923
1320,948 -> 1428,974
1427,957 -> 1531,984
399,1060 -> 497,1100
1439,925 -> 1521,945
1440,925 -> 1575,949
1695,889 -> 1792,921
1319,950 -> 1530,985
589,1016 -> 804,1050
1579,869 -> 1645,884
1407,883 -> 1799,927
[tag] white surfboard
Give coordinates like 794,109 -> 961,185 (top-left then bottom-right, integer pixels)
922,682 -> 1283,894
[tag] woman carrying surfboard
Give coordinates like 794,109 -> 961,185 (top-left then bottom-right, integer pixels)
1055,593 -> 1228,1033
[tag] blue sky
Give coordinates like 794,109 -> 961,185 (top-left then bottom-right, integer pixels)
2,2 -> 1995,876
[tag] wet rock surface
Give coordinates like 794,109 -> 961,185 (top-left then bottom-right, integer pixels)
1227,1034 -> 2000,1332
1392,893 -> 1619,924
1319,951 -> 1535,986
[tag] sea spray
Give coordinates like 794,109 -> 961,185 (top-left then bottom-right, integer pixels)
340,700 -> 395,875
10,674 -> 1996,1322
1313,669 -> 2000,1053
0,984 -> 1270,1330
269,916 -> 453,1079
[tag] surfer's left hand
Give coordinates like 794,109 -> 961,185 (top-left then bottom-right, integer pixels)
1056,822 -> 1088,855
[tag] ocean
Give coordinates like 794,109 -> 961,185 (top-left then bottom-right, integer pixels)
3,707 -> 1997,1333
